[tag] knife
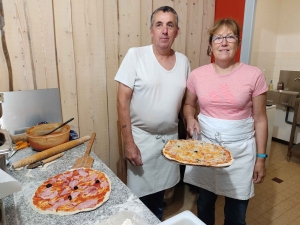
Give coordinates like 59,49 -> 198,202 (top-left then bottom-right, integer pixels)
8,147 -> 18,159
27,153 -> 64,169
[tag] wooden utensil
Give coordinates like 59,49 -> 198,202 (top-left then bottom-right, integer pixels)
116,121 -> 127,184
27,153 -> 64,169
12,135 -> 90,169
72,133 -> 96,168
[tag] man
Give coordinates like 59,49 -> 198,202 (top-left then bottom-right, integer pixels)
114,6 -> 190,220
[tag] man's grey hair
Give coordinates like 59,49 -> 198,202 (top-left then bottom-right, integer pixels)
150,6 -> 179,28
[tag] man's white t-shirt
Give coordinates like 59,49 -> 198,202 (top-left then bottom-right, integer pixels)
115,45 -> 190,134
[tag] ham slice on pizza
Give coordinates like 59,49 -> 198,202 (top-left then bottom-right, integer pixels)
31,168 -> 111,215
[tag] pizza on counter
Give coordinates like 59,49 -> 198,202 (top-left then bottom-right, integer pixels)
31,168 -> 111,215
162,139 -> 234,167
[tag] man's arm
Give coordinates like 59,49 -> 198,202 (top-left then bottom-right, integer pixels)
117,82 -> 143,166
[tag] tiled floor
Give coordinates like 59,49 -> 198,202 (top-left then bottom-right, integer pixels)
163,141 -> 300,225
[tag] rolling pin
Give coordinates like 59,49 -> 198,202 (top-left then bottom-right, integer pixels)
12,135 -> 90,169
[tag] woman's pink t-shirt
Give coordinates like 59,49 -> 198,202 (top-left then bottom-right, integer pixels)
187,63 -> 268,120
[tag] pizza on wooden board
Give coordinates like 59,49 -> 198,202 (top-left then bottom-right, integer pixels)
162,139 -> 234,167
31,168 -> 111,215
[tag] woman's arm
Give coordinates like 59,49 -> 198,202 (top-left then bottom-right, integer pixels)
252,92 -> 268,183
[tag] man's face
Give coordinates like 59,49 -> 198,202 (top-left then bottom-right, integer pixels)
150,11 -> 179,50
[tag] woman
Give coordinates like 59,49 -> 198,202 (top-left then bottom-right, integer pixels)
183,19 -> 268,225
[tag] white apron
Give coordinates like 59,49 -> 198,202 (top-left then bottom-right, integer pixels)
127,125 -> 180,197
184,114 -> 256,200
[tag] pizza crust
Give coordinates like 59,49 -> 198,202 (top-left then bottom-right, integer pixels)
163,153 -> 234,167
162,139 -> 234,167
30,168 -> 111,215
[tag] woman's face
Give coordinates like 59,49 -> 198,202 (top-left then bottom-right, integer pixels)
210,25 -> 239,64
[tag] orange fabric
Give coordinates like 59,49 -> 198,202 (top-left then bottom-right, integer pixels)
15,141 -> 30,150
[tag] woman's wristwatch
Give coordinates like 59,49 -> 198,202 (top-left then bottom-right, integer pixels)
256,153 -> 268,158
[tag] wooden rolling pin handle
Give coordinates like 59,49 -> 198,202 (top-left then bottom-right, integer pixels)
43,152 -> 64,164
12,135 -> 90,169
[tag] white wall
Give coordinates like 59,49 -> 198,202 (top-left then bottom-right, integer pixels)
274,0 -> 300,84
277,0 -> 300,53
251,0 -> 280,84
251,0 -> 300,144
251,0 -> 300,85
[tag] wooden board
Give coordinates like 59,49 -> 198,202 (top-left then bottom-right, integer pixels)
140,0 -> 153,46
174,0 -> 188,54
116,121 -> 127,184
0,32 -> 9,91
71,0 -> 110,165
118,0 -> 141,64
199,0 -> 215,66
52,0 -> 79,134
25,0 -> 58,89
186,0 -> 203,70
153,0 -> 174,11
104,0 -> 119,173
73,133 -> 96,168
2,0 -> 34,90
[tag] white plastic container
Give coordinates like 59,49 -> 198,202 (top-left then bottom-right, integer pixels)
159,210 -> 206,225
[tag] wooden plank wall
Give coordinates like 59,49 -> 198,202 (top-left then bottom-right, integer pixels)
0,0 -> 215,174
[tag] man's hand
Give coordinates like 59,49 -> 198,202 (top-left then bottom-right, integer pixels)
124,142 -> 143,166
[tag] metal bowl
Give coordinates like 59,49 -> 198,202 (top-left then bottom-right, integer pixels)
26,123 -> 70,151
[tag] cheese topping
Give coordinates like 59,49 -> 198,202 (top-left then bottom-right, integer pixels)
163,140 -> 233,166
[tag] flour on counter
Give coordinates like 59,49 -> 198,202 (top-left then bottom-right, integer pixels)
94,210 -> 149,225
41,160 -> 57,170
122,219 -> 133,225
13,166 -> 24,171
25,169 -> 34,178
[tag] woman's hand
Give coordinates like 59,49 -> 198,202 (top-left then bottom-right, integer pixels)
183,89 -> 199,138
253,158 -> 266,183
186,117 -> 200,138
124,142 -> 143,166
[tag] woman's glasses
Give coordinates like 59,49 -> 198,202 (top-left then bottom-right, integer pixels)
211,35 -> 238,44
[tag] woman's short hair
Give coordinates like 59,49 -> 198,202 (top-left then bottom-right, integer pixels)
208,18 -> 241,45
206,18 -> 241,56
